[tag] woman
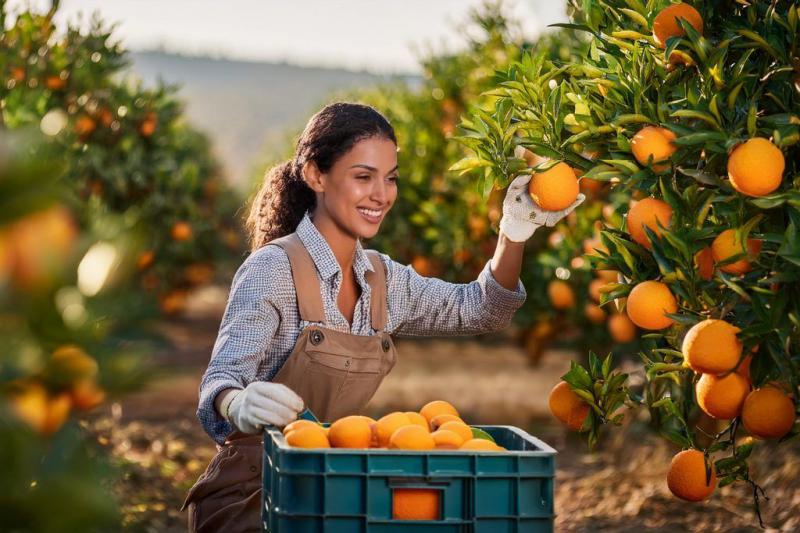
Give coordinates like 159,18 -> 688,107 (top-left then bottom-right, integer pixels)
183,102 -> 583,531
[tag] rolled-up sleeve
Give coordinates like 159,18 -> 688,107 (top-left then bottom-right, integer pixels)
197,246 -> 285,444
383,254 -> 526,337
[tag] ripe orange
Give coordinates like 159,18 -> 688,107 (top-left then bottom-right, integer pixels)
727,138 -> 785,197
429,413 -> 462,431
736,353 -> 753,383
588,279 -> 606,303
392,488 -> 440,520
404,411 -> 430,430
70,379 -> 106,411
630,126 -> 677,171
711,229 -> 762,275
626,198 -> 673,249
741,386 -> 796,439
171,221 -> 193,242
411,255 -> 437,277
283,419 -> 323,435
528,162 -> 580,211
548,381 -> 589,431
694,246 -> 715,280
695,373 -> 750,420
137,250 -> 155,271
626,280 -> 677,330
652,3 -> 704,48
51,344 -> 99,380
460,438 -> 503,451
10,384 -> 72,435
430,429 -> 464,449
159,290 -> 188,316
389,425 -> 435,450
608,313 -> 637,343
438,421 -> 474,443
548,280 -> 575,310
74,115 -> 96,138
585,303 -> 607,324
666,449 -> 716,502
285,426 -> 331,449
375,412 -> 412,447
682,319 -> 742,374
328,415 -> 373,448
420,400 -> 459,424
140,111 -> 158,137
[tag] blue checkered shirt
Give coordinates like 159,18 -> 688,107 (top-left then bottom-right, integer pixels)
198,210 -> 527,443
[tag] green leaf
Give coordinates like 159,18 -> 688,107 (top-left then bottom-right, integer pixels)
471,427 -> 496,443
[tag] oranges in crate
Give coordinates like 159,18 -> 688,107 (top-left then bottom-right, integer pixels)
282,400 -> 507,451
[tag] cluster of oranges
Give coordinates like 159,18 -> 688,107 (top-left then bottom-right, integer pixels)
282,400 -> 505,452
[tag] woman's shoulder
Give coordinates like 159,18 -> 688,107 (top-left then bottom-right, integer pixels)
235,243 -> 292,279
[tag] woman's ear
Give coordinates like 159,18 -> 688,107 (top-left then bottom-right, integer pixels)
302,161 -> 325,193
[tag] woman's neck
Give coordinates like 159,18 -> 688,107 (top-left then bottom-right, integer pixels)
309,210 -> 357,276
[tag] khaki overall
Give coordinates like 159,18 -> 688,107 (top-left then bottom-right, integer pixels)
183,232 -> 398,532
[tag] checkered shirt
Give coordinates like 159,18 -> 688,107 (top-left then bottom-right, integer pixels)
197,210 -> 527,443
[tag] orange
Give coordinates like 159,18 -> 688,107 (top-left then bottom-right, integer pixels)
652,3 -> 704,48
626,280 -> 678,330
171,221 -> 193,242
10,384 -> 72,435
695,373 -> 750,420
608,313 -> 637,343
429,413 -> 462,431
285,426 -> 330,449
626,198 -> 673,250
736,353 -> 753,383
711,229 -> 762,275
694,246 -> 715,280
460,438 -> 503,451
439,421 -> 474,443
527,162 -> 580,211
630,126 -> 677,171
596,270 -> 619,283
430,429 -> 464,449
74,115 -> 96,138
375,412 -> 412,447
588,279 -> 606,303
328,415 -> 373,448
727,138 -> 784,197
742,386 -> 796,439
548,381 -> 589,431
682,319 -> 742,374
419,400 -> 459,424
666,449 -> 716,502
283,420 -> 323,435
392,488 -> 440,520
404,411 -> 430,430
137,250 -> 155,270
140,111 -> 158,137
548,280 -> 575,310
50,344 -> 98,380
70,379 -> 106,411
585,303 -> 606,324
389,425 -> 435,450
159,290 -> 188,316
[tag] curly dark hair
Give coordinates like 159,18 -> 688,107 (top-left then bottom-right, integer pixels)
246,102 -> 397,250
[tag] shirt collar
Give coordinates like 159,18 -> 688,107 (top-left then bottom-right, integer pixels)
295,210 -> 374,282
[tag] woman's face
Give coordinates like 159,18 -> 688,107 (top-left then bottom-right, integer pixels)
305,136 -> 398,240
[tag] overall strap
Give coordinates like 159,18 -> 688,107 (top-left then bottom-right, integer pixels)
364,250 -> 387,331
265,233 -> 326,323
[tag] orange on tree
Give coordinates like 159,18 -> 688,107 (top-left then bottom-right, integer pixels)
389,425 -> 436,450
548,381 -> 589,431
630,126 -> 677,171
666,449 -> 716,502
430,429 -> 464,449
711,229 -> 762,275
625,280 -> 677,330
626,198 -> 673,250
727,138 -> 785,197
419,400 -> 459,424
9,384 -> 72,435
652,3 -> 704,49
375,412 -> 412,447
171,221 -> 194,242
548,279 -> 575,310
328,415 -> 373,448
460,438 -> 504,451
595,269 -> 619,283
695,372 -> 750,420
140,111 -> 158,137
136,250 -> 155,271
608,312 -> 637,343
285,426 -> 330,449
694,246 -> 715,281
584,303 -> 606,324
70,379 -> 106,411
588,278 -> 606,302
159,289 -> 188,316
392,489 -> 440,521
74,115 -> 96,138
741,386 -> 796,439
438,420 -> 474,443
682,319 -> 742,374
527,162 -> 580,211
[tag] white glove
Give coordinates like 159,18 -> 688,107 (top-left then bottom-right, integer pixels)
499,167 -> 586,242
221,382 -> 305,434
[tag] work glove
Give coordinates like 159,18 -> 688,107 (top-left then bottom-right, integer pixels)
221,382 -> 305,434
498,147 -> 586,243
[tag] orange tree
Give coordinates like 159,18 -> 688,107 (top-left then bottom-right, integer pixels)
456,0 -> 799,521
0,130 -> 155,530
1,4 -> 243,315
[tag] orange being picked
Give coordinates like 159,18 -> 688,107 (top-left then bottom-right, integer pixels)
626,280 -> 678,330
439,421 -> 474,443
682,319 -> 742,374
375,412 -> 412,447
626,198 -> 673,249
741,386 -> 796,439
548,280 -> 575,310
711,229 -> 762,275
419,400 -> 459,424
666,449 -> 716,502
328,415 -> 373,448
528,162 -> 580,211
652,3 -> 704,48
389,425 -> 435,450
630,126 -> 677,171
727,138 -> 785,197
430,429 -> 464,449
695,372 -> 750,420
460,438 -> 503,451
608,313 -> 637,343
548,381 -> 589,431
694,246 -> 715,280
285,426 -> 330,449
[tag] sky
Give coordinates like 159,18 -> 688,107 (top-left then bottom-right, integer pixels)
8,0 -> 568,74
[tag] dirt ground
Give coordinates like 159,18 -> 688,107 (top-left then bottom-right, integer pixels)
88,288 -> 800,532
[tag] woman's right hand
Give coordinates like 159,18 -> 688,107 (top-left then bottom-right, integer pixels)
221,382 -> 305,434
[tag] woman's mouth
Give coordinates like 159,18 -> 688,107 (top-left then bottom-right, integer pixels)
357,207 -> 383,224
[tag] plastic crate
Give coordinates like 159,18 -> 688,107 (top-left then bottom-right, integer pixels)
262,425 -> 556,532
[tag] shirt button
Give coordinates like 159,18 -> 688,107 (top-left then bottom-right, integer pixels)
310,330 -> 324,345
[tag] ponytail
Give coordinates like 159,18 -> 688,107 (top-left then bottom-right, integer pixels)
245,159 -> 316,251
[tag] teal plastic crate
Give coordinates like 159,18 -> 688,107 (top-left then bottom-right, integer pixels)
262,425 -> 556,532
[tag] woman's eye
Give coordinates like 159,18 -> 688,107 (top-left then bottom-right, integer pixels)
357,175 -> 370,180
388,176 -> 399,182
